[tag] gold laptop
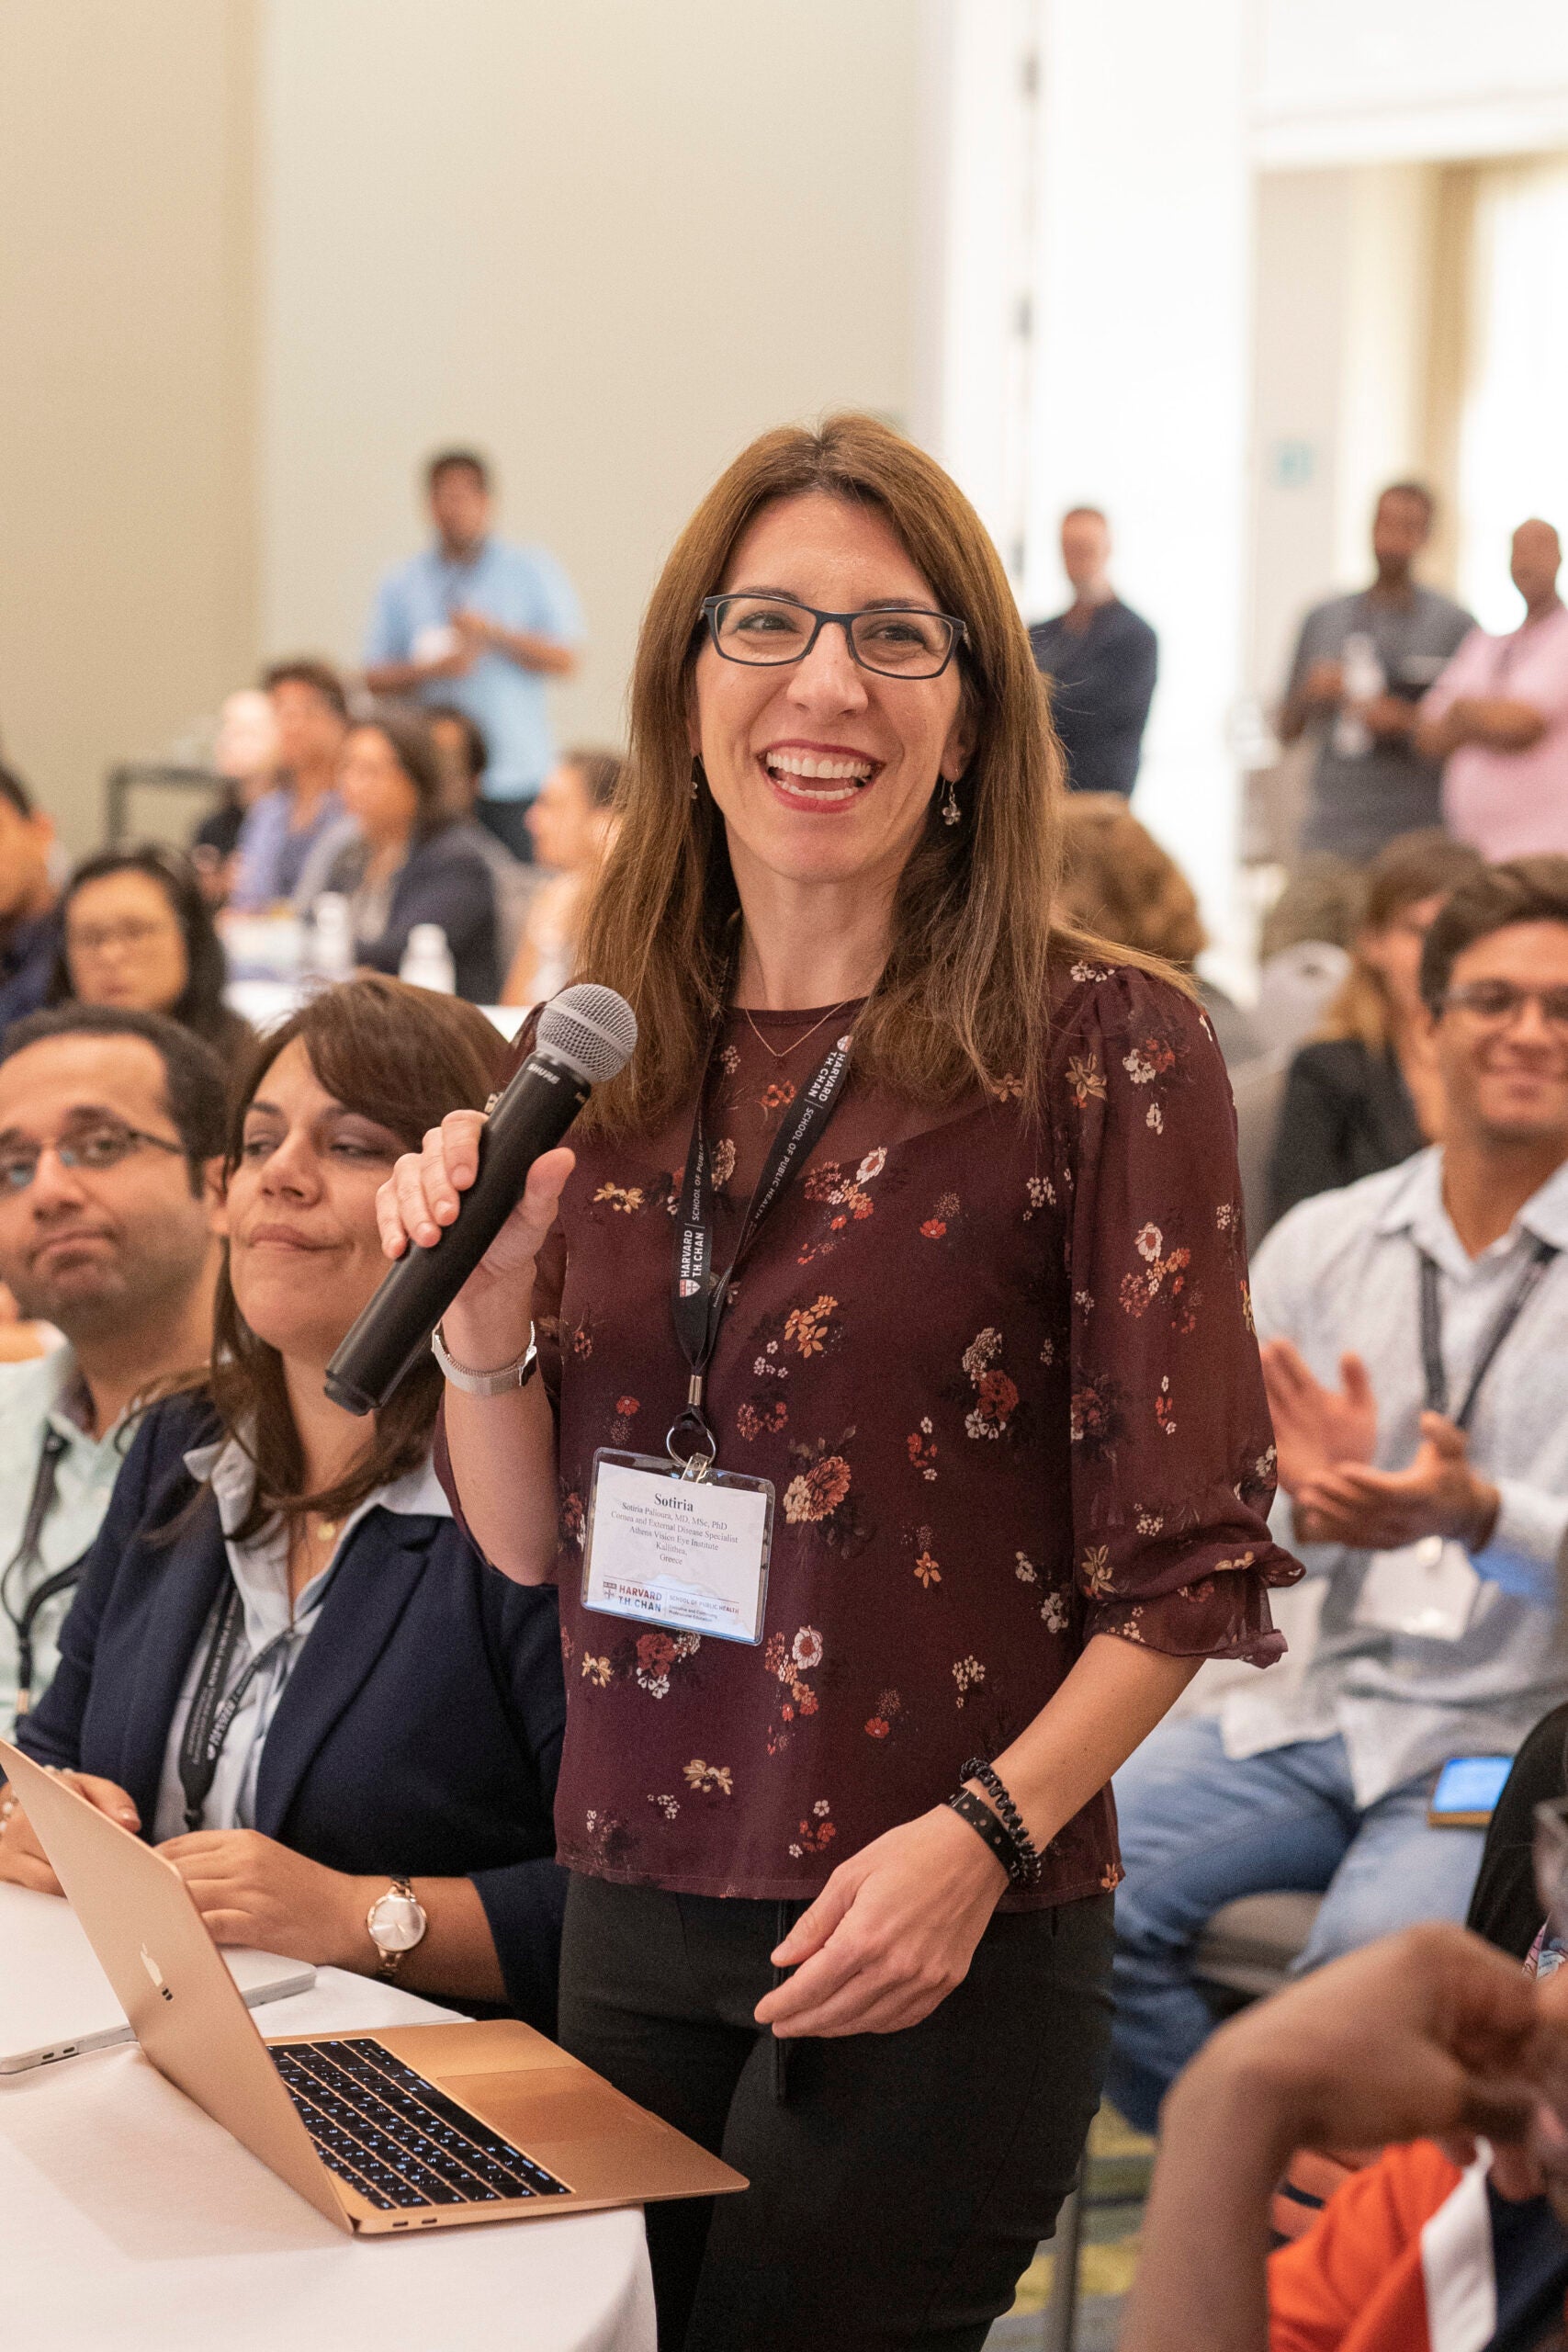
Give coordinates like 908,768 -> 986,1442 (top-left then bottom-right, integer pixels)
0,1740 -> 744,2236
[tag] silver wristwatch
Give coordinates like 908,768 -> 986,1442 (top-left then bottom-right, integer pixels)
367,1876 -> 428,1982
431,1319 -> 537,1396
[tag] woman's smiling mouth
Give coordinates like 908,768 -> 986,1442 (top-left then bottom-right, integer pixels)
759,743 -> 879,808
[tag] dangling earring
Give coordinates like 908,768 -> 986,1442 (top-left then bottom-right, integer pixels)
942,775 -> 962,827
691,755 -> 705,803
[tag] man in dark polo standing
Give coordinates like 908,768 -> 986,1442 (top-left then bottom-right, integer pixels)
1029,507 -> 1158,796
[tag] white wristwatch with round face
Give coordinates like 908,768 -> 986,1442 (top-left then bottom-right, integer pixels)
367,1877 -> 428,1981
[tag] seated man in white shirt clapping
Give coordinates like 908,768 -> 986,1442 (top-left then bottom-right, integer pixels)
1109,855 -> 1568,2132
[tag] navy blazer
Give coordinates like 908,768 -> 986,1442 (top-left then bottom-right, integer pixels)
326,827 -> 502,1003
19,1396 -> 567,2032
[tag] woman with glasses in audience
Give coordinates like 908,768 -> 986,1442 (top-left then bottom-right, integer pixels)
0,978 -> 566,2027
311,707 -> 502,1002
49,845 -> 253,1060
388,413 -> 1298,2349
1268,830 -> 1486,1227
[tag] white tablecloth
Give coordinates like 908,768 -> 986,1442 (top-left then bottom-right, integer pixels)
0,1967 -> 654,2351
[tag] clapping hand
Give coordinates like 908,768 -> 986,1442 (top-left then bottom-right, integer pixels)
1260,1340 -> 1377,1495
1293,1411 -> 1501,1554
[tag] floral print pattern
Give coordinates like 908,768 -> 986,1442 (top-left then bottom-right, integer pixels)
455,969 -> 1300,1909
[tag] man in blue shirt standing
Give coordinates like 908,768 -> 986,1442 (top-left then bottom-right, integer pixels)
363,449 -> 584,861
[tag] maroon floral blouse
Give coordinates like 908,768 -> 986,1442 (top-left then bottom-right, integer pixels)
443,960 -> 1301,1908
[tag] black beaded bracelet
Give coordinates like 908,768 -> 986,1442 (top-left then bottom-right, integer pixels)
945,1786 -> 1024,1883
961,1755 -> 1043,1885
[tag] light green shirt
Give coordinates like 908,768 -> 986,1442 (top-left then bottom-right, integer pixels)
0,1347 -> 131,1733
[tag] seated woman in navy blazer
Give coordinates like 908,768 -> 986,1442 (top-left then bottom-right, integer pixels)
0,976 -> 565,2030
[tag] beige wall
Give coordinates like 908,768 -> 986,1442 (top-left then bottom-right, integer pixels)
0,0 -> 257,852
259,0 -> 919,752
0,0 -> 918,854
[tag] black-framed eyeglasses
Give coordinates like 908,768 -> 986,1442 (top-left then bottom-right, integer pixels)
0,1122 -> 186,1193
1442,981 -> 1568,1034
699,594 -> 968,680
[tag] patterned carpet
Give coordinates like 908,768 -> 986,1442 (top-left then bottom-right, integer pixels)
985,2106 -> 1154,2350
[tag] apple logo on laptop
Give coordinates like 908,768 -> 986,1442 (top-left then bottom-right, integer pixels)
140,1946 -> 174,2003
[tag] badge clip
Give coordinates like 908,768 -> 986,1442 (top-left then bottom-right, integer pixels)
666,1374 -> 717,1483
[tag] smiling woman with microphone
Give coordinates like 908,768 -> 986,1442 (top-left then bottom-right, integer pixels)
388,414 -> 1300,2351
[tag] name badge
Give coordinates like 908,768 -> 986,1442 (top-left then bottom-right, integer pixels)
1353,1535 -> 1483,1643
581,1449 -> 773,1645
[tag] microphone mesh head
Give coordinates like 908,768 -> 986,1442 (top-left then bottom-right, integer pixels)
536,983 -> 638,1084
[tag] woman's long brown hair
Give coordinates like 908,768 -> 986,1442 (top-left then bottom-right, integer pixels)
209,976 -> 503,1538
573,412 -> 1145,1136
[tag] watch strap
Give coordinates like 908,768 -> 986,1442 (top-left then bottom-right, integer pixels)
431,1320 -> 537,1396
368,1873 -> 423,1982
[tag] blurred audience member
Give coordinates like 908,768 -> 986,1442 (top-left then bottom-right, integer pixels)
319,709 -> 500,1002
1420,518 -> 1568,859
1268,831 -> 1486,1224
363,448 -> 583,863
1110,857 -> 1568,2134
189,688 -> 282,903
0,1007 -> 222,1731
0,765 -> 61,1031
1251,855 -> 1365,1059
48,847 -> 252,1060
6,981 -> 565,2024
1280,483 -> 1472,862
424,702 -> 535,970
1057,793 -> 1264,1066
500,748 -> 620,1007
1028,507 -> 1157,797
229,660 -> 352,911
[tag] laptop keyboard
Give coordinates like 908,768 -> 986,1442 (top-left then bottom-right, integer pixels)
270,2037 -> 571,2212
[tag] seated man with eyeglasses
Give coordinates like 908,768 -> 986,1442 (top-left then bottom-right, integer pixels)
1110,857 -> 1568,2135
0,1007 -> 222,1732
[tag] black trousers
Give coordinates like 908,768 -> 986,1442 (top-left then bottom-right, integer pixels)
558,1873 -> 1115,2352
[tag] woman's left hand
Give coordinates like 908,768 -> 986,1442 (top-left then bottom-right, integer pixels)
157,1829 -> 367,1969
754,1806 -> 1009,2040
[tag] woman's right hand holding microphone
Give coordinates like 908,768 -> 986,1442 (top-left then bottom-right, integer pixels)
375,1111 -> 575,1373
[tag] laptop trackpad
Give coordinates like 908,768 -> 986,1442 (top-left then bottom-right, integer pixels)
448,2064 -> 666,2147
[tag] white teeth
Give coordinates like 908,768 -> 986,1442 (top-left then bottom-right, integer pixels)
764,750 -> 874,783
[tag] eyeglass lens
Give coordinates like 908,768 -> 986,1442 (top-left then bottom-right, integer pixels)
68,918 -> 177,956
0,1124 -> 148,1191
711,596 -> 957,676
1449,982 -> 1568,1029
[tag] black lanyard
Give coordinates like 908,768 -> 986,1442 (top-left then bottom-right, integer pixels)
0,1430 -> 83,1718
1417,1236 -> 1559,1433
176,1581 -> 298,1834
669,1022 -> 855,1470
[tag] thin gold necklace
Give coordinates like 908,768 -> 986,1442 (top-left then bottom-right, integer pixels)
741,1001 -> 853,1064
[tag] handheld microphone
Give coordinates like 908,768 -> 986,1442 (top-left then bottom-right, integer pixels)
324,983 -> 637,1416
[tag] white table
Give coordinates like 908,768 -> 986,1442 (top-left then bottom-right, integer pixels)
0,1967 -> 655,2351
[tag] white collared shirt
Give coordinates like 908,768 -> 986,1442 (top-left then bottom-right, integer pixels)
1217,1147 -> 1568,1805
0,1344 -> 134,1733
150,1438 -> 451,1846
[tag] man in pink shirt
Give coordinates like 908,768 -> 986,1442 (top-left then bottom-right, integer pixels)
1418,518 -> 1568,857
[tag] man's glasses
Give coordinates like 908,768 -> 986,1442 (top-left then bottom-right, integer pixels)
0,1122 -> 186,1193
699,594 -> 968,680
1442,981 -> 1568,1033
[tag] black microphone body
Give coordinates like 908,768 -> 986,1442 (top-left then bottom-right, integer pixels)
324,1045 -> 591,1416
